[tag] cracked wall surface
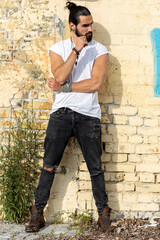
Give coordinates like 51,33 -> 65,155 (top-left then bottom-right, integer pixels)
1,0 -> 160,221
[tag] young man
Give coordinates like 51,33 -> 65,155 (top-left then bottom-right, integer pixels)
25,1 -> 111,233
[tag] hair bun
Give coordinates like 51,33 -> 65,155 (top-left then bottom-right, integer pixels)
66,1 -> 77,11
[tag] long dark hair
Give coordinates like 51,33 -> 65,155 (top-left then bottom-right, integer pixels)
66,1 -> 91,26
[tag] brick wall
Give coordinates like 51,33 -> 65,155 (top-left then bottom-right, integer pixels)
0,0 -> 160,220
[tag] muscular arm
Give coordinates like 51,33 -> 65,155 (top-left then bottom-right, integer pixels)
50,50 -> 77,85
50,36 -> 88,85
48,54 -> 109,93
72,54 -> 108,92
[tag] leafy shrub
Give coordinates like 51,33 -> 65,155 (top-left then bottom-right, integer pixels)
0,110 -> 42,223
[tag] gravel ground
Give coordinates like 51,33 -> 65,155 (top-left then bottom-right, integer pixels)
35,218 -> 160,240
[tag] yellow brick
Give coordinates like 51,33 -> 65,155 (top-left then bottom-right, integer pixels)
13,50 -> 27,62
79,181 -> 92,190
154,195 -> 160,203
129,135 -> 143,144
0,0 -> 5,7
139,173 -> 155,183
136,144 -> 160,154
31,91 -> 38,99
128,154 -> 142,163
79,172 -> 90,181
78,191 -> 93,201
113,115 -> 128,125
104,173 -> 124,182
12,110 -> 25,118
77,199 -> 93,211
106,183 -> 123,192
109,202 -> 131,211
0,110 -> 10,118
112,154 -> 127,162
100,105 -> 106,114
129,116 -> 143,126
101,153 -> 111,162
115,134 -> 128,143
104,143 -> 114,153
23,101 -> 52,110
142,155 -> 159,163
157,174 -> 160,183
38,91 -> 50,100
144,118 -> 159,127
101,125 -> 106,135
0,32 -> 5,39
102,134 -> 113,143
35,121 -> 48,130
101,115 -> 112,123
124,173 -> 139,182
105,163 -> 135,172
131,203 -> 159,212
108,192 -> 123,202
0,130 -> 9,139
106,183 -> 134,192
0,120 -> 11,128
108,125 -> 136,135
138,193 -> 154,203
105,142 -> 135,154
138,127 -> 160,136
136,164 -> 160,173
15,91 -> 29,99
111,173 -> 124,182
136,184 -> 160,193
123,193 -> 137,203
37,111 -> 50,120
79,162 -> 88,171
117,143 -> 135,154
149,136 -> 158,144
108,105 -> 138,116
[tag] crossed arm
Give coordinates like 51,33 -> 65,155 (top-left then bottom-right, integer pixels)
48,50 -> 109,93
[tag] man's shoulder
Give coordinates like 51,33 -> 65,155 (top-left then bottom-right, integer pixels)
51,38 -> 70,48
91,40 -> 107,50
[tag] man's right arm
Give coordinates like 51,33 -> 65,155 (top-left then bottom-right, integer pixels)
50,36 -> 88,85
50,50 -> 77,85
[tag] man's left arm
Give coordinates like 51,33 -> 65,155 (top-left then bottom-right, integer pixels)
48,54 -> 109,93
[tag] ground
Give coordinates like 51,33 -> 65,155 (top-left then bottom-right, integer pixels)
35,218 -> 160,240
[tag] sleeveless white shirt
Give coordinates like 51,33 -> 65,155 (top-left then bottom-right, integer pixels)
49,38 -> 109,119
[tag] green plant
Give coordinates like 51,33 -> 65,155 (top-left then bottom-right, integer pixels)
0,109 -> 42,223
68,210 -> 94,231
52,211 -> 65,224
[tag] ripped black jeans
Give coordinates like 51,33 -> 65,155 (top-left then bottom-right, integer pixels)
35,107 -> 108,212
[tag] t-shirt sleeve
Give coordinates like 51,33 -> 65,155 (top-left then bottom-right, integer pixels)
96,43 -> 110,61
48,42 -> 63,58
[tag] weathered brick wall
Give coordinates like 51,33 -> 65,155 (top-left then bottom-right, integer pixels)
1,0 -> 160,221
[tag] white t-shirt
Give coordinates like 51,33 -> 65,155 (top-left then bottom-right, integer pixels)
49,38 -> 109,119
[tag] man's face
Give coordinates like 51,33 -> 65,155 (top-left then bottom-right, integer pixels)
75,15 -> 93,42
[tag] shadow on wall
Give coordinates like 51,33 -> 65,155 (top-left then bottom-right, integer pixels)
94,22 -> 123,219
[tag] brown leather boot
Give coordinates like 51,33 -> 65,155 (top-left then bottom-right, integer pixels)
97,206 -> 112,232
25,205 -> 45,232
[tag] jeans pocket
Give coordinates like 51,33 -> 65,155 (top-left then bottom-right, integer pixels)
50,109 -> 64,119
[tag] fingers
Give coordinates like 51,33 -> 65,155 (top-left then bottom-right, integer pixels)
47,77 -> 55,90
47,77 -> 54,82
75,36 -> 88,51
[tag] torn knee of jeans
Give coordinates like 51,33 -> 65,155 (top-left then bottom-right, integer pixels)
43,165 -> 56,173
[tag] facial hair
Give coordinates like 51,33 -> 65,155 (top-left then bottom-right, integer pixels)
75,27 -> 92,42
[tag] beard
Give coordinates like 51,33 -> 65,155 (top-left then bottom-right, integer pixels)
75,27 -> 92,42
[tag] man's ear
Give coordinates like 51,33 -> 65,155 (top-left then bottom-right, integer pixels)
69,22 -> 75,31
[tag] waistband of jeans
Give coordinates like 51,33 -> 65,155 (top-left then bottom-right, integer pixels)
58,107 -> 73,113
